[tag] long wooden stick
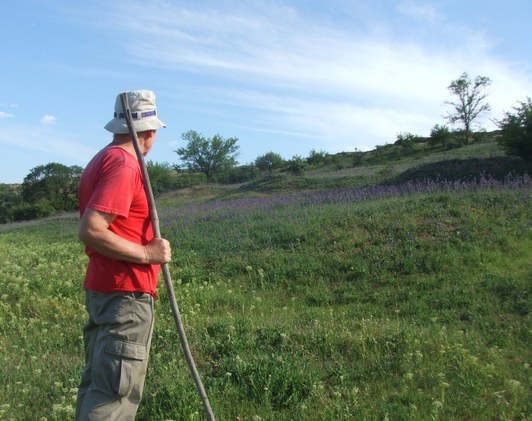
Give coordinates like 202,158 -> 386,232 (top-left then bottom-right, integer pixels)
120,93 -> 215,421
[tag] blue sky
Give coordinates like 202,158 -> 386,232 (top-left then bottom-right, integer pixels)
1,0 -> 531,183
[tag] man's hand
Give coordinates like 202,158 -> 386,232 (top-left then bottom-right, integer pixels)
144,238 -> 172,264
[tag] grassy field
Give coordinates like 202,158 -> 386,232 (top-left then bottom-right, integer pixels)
0,158 -> 531,419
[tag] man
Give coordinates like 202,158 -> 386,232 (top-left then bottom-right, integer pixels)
75,90 -> 172,420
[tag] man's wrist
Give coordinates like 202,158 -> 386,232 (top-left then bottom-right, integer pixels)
142,246 -> 150,264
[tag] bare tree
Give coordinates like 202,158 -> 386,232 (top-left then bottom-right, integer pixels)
444,72 -> 491,143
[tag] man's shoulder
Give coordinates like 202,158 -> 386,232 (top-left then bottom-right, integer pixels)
98,146 -> 139,169
82,147 -> 139,187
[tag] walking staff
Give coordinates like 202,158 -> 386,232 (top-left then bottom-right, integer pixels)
120,92 -> 216,421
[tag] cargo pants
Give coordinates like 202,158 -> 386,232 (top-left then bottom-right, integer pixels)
75,290 -> 154,421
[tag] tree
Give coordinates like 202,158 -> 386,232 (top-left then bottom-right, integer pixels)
254,152 -> 285,173
175,130 -> 239,182
21,162 -> 83,212
497,97 -> 532,161
444,72 -> 491,143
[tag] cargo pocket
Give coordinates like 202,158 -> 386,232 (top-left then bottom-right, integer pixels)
106,337 -> 147,398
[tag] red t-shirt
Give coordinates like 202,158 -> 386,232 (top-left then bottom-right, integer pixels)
78,146 -> 160,296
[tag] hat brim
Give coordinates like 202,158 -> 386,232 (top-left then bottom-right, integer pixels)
104,116 -> 166,134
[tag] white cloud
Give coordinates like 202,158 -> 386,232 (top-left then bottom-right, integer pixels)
0,111 -> 14,119
41,115 -> 57,125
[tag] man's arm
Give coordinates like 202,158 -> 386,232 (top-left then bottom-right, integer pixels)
79,208 -> 171,264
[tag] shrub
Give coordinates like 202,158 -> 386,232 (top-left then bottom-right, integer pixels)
12,199 -> 56,221
0,184 -> 22,223
171,170 -> 207,189
146,161 -> 177,195
215,165 -> 261,184
430,124 -> 452,147
497,97 -> 532,161
286,155 -> 306,175
306,149 -> 328,166
255,152 -> 285,173
394,132 -> 420,148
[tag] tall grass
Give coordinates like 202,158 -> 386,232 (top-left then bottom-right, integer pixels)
0,177 -> 530,420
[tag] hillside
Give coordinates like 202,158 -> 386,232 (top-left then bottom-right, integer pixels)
1,135 -> 529,223
158,137 -> 529,203
0,135 -> 530,420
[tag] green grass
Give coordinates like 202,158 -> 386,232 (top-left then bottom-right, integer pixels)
1,183 -> 530,420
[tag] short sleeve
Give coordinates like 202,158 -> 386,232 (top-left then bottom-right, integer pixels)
86,164 -> 138,218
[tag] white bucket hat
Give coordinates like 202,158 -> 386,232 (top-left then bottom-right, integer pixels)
104,89 -> 166,134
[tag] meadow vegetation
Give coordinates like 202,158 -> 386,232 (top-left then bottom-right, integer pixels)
0,139 -> 530,420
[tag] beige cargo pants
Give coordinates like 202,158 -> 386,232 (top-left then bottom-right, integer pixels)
75,290 -> 154,421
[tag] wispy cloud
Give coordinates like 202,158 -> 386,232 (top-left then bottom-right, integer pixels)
104,2 -> 527,109
0,124 -> 96,163
397,1 -> 441,23
65,0 -> 532,151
